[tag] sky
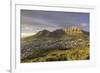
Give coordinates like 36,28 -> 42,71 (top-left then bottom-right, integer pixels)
21,9 -> 89,34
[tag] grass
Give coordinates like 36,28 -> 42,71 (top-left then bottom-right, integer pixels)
21,29 -> 90,63
21,47 -> 89,63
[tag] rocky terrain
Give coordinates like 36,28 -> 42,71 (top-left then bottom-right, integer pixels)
21,27 -> 89,63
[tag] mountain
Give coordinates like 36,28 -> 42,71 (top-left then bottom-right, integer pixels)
34,29 -> 51,37
34,29 -> 66,38
51,29 -> 66,38
21,27 -> 89,62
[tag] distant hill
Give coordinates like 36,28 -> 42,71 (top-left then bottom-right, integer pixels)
34,29 -> 66,38
21,27 -> 89,62
35,30 -> 51,37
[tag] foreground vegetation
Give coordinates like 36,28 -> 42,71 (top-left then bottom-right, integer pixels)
21,28 -> 89,63
21,47 -> 89,63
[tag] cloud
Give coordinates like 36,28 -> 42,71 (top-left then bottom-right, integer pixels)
21,10 -> 89,32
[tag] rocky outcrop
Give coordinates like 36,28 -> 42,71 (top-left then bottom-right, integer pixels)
21,28 -> 89,60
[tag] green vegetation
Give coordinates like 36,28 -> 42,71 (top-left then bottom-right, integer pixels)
21,47 -> 89,63
21,28 -> 90,63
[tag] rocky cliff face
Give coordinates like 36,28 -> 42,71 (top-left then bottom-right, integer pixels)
21,27 -> 89,61
63,26 -> 82,34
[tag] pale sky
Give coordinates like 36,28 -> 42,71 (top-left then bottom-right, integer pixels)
21,9 -> 89,34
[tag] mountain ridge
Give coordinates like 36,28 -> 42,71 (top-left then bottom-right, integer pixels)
24,26 -> 89,39
21,27 -> 89,62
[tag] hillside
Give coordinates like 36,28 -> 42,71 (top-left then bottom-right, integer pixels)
21,27 -> 89,63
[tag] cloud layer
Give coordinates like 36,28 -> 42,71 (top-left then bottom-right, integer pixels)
21,10 -> 89,33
